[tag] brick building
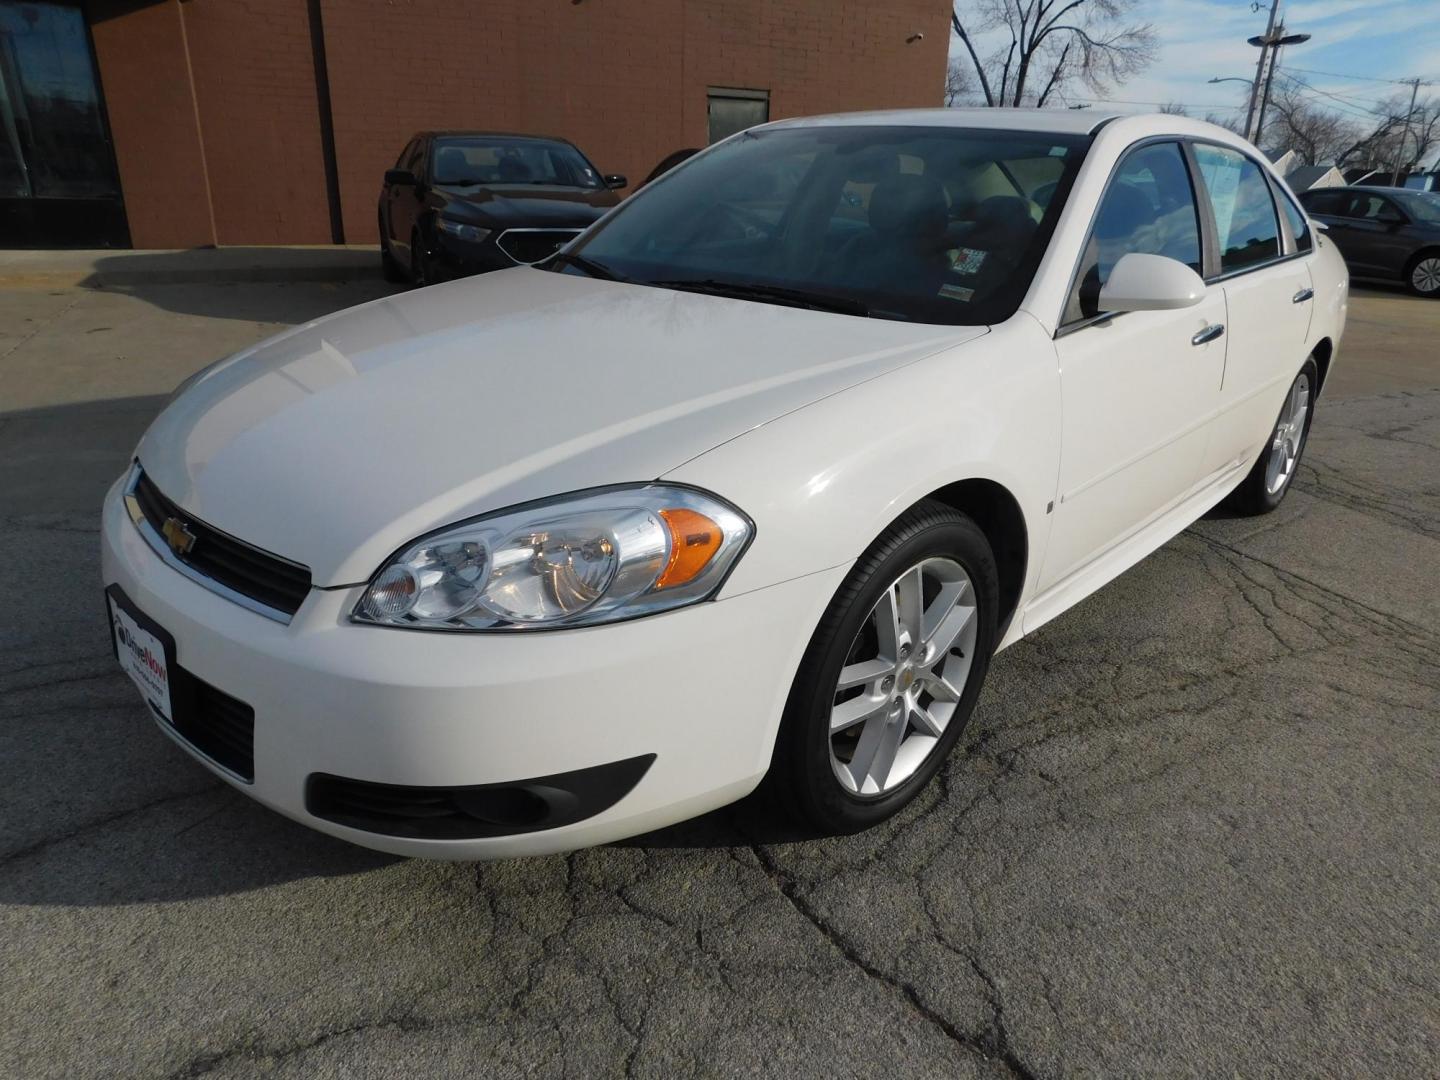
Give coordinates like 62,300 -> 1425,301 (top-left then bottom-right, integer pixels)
0,0 -> 951,249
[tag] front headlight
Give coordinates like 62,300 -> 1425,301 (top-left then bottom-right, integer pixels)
435,218 -> 492,244
352,486 -> 753,631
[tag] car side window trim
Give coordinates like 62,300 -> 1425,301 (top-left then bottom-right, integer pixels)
1054,134 -> 1205,336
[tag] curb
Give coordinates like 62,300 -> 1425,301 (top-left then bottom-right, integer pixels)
0,249 -> 384,289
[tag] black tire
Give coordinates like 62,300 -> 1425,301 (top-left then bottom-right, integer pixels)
379,215 -> 406,283
1226,358 -> 1318,516
1404,249 -> 1440,298
767,500 -> 999,835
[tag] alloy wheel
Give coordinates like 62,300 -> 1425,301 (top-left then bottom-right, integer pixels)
1412,256 -> 1440,295
828,557 -> 979,796
1264,372 -> 1311,495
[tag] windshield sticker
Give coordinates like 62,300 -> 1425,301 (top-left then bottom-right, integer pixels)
939,284 -> 975,302
949,248 -> 987,275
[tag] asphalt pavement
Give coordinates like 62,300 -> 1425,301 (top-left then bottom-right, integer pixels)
1,277 -> 1436,1078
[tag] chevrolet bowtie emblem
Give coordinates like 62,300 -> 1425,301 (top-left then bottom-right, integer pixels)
161,516 -> 197,557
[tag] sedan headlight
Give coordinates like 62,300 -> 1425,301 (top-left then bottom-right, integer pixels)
435,218 -> 492,244
352,486 -> 752,631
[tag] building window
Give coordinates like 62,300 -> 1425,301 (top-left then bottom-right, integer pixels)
707,87 -> 769,144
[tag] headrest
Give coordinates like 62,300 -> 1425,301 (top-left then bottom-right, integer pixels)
868,174 -> 948,238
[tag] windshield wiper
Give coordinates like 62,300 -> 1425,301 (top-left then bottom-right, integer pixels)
649,278 -> 869,317
548,251 -> 627,281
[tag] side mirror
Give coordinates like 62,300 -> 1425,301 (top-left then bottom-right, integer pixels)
1377,210 -> 1405,225
603,174 -> 628,190
384,168 -> 417,187
1098,253 -> 1206,313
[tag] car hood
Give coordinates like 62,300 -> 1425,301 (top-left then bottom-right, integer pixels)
436,184 -> 616,227
138,269 -> 984,586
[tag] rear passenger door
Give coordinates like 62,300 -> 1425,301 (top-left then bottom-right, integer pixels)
1040,141 -> 1227,592
1190,144 -> 1314,478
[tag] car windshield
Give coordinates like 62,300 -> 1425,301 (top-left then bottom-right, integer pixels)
1392,190 -> 1440,224
561,125 -> 1089,325
432,137 -> 602,188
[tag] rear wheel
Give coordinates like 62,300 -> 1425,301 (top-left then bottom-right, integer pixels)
1226,358 -> 1317,516
769,501 -> 998,834
1406,251 -> 1440,298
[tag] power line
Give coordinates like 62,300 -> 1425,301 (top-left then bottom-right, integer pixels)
1284,65 -> 1427,86
1278,75 -> 1382,120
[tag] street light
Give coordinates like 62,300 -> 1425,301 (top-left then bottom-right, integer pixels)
1249,27 -> 1311,147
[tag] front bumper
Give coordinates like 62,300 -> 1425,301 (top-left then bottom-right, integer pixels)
100,477 -> 844,859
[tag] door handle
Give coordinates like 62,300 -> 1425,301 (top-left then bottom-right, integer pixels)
1191,324 -> 1225,346
1292,287 -> 1314,303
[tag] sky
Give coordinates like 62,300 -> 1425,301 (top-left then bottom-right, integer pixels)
948,0 -> 1440,158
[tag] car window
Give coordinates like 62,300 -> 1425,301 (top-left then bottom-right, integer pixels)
1193,144 -> 1281,273
410,140 -> 429,180
1392,191 -> 1440,224
401,139 -> 425,175
1348,193 -> 1403,222
566,125 -> 1089,327
431,137 -> 602,188
1064,141 -> 1202,324
1300,189 -> 1346,216
1275,188 -> 1312,252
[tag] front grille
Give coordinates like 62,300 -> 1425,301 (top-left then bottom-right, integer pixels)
129,469 -> 312,618
496,229 -> 580,265
173,673 -> 255,781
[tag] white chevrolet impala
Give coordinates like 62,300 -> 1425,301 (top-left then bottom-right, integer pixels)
102,110 -> 1347,858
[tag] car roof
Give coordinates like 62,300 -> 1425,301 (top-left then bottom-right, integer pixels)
760,108 -> 1265,148
419,130 -> 576,145
762,107 -> 1125,137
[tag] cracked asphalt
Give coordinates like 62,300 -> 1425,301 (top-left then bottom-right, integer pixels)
1,279 -> 1437,1078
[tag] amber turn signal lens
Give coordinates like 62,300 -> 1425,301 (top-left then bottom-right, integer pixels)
656,508 -> 722,589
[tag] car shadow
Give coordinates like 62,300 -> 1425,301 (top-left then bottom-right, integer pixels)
71,248 -> 402,323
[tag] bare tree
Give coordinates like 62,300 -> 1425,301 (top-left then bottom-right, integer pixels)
1335,94 -> 1440,173
950,0 -> 1157,108
1264,83 -> 1359,166
1158,101 -> 1189,116
1203,111 -> 1246,136
945,57 -> 973,106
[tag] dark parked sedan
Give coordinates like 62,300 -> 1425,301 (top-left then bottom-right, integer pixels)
1298,186 -> 1440,297
379,131 -> 626,285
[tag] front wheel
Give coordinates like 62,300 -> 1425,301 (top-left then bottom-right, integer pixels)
1226,358 -> 1317,516
769,501 -> 999,835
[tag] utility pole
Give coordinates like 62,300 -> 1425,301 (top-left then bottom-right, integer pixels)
1244,0 -> 1280,141
1391,77 -> 1422,186
1252,22 -> 1309,149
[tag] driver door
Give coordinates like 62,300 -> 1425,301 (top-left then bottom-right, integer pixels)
1039,141 -> 1226,593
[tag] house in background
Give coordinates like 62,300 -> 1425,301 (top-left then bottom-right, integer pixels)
1268,149 -> 1299,177
1284,164 -> 1346,191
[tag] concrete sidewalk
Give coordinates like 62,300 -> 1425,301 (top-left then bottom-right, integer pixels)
0,245 -> 381,288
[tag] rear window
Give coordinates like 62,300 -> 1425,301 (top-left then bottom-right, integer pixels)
1300,189 -> 1346,215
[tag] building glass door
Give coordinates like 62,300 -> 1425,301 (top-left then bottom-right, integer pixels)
0,1 -> 128,246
